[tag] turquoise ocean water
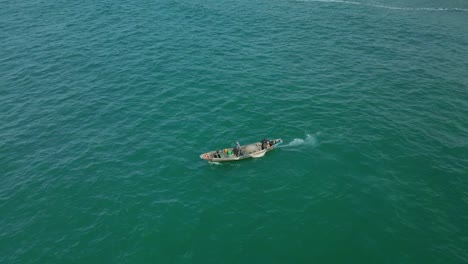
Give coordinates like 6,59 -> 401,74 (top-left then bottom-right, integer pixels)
1,0 -> 468,263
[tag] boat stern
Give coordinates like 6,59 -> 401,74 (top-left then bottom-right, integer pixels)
273,139 -> 283,146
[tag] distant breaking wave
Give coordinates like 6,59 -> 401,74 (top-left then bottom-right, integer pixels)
296,0 -> 468,12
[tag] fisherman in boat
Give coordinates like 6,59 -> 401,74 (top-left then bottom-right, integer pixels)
234,141 -> 242,157
261,139 -> 271,150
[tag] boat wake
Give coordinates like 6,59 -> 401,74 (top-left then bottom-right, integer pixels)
295,0 -> 468,12
281,133 -> 320,149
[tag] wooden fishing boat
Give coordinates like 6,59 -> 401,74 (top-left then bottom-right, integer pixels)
200,139 -> 282,162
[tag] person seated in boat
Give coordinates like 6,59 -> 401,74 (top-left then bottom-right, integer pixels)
234,141 -> 242,157
261,139 -> 271,150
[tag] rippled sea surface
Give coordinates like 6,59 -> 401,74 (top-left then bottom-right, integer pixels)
1,0 -> 467,263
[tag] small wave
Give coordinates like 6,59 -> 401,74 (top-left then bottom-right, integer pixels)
296,0 -> 468,12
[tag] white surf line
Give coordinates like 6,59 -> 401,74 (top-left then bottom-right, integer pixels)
296,0 -> 468,12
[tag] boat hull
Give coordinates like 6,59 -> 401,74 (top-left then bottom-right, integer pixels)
200,139 -> 282,162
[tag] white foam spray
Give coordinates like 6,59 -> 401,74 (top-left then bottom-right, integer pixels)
281,132 -> 320,148
296,0 -> 468,12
